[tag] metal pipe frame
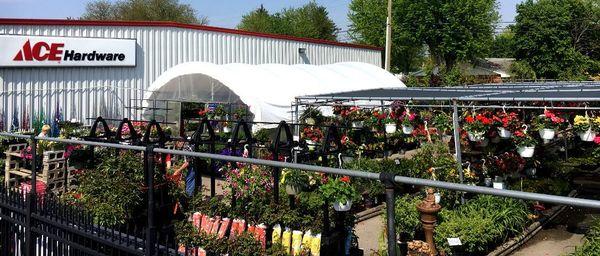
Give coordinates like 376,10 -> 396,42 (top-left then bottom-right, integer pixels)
4,131 -> 600,256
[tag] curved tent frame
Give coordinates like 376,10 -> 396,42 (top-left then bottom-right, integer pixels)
143,62 -> 404,124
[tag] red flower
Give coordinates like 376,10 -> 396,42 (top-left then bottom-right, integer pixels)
465,116 -> 475,123
340,176 -> 350,183
594,136 -> 600,145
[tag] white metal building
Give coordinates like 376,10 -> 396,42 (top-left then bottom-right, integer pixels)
0,18 -> 382,129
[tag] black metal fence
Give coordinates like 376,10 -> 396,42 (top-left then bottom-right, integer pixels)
2,117 -> 600,256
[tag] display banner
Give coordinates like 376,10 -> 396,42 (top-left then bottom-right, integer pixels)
0,35 -> 136,67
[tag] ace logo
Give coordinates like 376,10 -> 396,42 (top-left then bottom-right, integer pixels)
0,35 -> 136,67
13,40 -> 65,61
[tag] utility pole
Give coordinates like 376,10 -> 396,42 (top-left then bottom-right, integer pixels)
384,0 -> 393,71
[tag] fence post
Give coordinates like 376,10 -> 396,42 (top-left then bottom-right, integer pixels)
25,135 -> 37,256
380,172 -> 397,256
144,145 -> 157,256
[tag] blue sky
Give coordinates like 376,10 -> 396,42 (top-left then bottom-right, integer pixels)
0,0 -> 523,37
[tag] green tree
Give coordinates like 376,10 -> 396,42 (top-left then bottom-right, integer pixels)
514,0 -> 599,79
237,2 -> 339,41
348,0 -> 424,73
396,0 -> 499,72
237,5 -> 277,34
82,0 -> 208,25
489,28 -> 516,58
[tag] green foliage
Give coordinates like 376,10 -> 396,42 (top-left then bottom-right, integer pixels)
344,159 -> 384,197
435,195 -> 529,255
393,195 -> 422,240
69,150 -> 145,226
348,0 -> 425,73
238,2 -> 339,41
509,61 -> 537,80
514,0 -> 599,79
81,0 -> 207,24
519,178 -> 571,196
393,0 -> 499,71
490,29 -> 516,58
571,218 -> 600,256
411,142 -> 459,182
319,177 -> 359,203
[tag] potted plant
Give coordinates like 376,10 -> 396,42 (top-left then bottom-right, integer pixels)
532,109 -> 564,140
400,109 -> 417,135
493,111 -> 519,139
280,168 -> 310,195
512,127 -> 537,158
463,113 -> 492,142
347,106 -> 369,128
300,106 -> 323,125
432,111 -> 453,142
319,176 -> 359,212
302,126 -> 323,150
383,111 -> 398,134
212,104 -> 227,120
573,115 -> 600,142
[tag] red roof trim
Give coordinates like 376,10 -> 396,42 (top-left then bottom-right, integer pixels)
0,18 -> 382,51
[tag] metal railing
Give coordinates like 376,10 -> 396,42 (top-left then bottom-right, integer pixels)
2,132 -> 600,256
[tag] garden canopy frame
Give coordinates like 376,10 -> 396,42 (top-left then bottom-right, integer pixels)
296,81 -> 600,103
143,62 -> 405,126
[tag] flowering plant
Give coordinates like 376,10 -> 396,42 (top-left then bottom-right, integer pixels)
382,111 -> 397,124
319,176 -> 359,203
573,115 -> 600,132
532,110 -> 565,130
224,165 -> 273,200
492,152 -> 526,174
512,129 -> 538,147
280,168 -> 319,190
400,110 -> 417,126
301,127 -> 323,142
493,111 -> 520,131
432,111 -> 452,134
463,113 -> 493,135
346,106 -> 370,121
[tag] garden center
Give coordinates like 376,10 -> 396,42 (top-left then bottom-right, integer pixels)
1,80 -> 600,256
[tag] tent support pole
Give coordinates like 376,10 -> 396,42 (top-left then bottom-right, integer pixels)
293,99 -> 300,163
452,100 -> 465,203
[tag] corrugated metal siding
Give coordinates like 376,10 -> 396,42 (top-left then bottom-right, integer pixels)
0,24 -> 381,128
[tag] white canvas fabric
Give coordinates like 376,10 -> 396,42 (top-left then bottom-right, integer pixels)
144,62 -> 405,125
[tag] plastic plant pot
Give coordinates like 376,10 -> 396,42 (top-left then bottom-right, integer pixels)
517,146 -> 535,158
402,125 -> 414,135
385,123 -> 397,134
333,200 -> 353,212
538,129 -> 555,140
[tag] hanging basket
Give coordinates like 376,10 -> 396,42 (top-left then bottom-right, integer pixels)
538,129 -> 555,140
352,121 -> 364,129
497,127 -> 512,138
305,140 -> 317,150
402,125 -> 414,135
385,123 -> 397,134
579,129 -> 596,142
285,185 -> 302,196
333,200 -> 353,212
468,132 -> 485,142
517,146 -> 535,158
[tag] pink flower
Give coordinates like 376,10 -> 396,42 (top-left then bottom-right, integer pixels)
594,136 -> 600,145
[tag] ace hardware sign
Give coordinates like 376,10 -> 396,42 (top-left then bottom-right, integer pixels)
0,35 -> 136,67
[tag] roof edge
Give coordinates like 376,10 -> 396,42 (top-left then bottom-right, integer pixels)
0,18 -> 383,51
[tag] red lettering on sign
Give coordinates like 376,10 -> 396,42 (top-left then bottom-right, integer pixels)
13,40 -> 64,61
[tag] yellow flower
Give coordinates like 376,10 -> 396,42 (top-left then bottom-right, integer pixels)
574,115 -> 590,126
593,117 -> 600,126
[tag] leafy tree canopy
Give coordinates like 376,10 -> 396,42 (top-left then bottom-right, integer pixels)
237,2 -> 339,41
82,0 -> 208,25
348,0 -> 424,73
489,28 -> 516,58
514,0 -> 599,79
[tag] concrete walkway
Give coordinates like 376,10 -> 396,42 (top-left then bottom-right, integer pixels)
510,226 -> 584,256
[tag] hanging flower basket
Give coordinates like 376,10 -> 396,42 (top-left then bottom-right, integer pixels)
223,126 -> 232,133
352,121 -> 364,129
385,123 -> 397,134
402,125 -> 414,135
305,140 -> 317,150
497,127 -> 512,138
579,129 -> 596,142
517,146 -> 535,158
333,200 -> 353,212
285,185 -> 302,196
538,129 -> 555,140
467,132 -> 485,142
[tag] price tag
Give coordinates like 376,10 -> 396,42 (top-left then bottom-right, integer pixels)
447,237 -> 462,246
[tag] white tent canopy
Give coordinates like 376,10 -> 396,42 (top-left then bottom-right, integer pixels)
144,62 -> 405,124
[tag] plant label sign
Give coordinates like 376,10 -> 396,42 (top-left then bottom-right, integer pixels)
447,237 -> 462,246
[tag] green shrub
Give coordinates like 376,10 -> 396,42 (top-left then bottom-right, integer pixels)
435,195 -> 529,255
571,218 -> 600,255
393,195 -> 422,240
